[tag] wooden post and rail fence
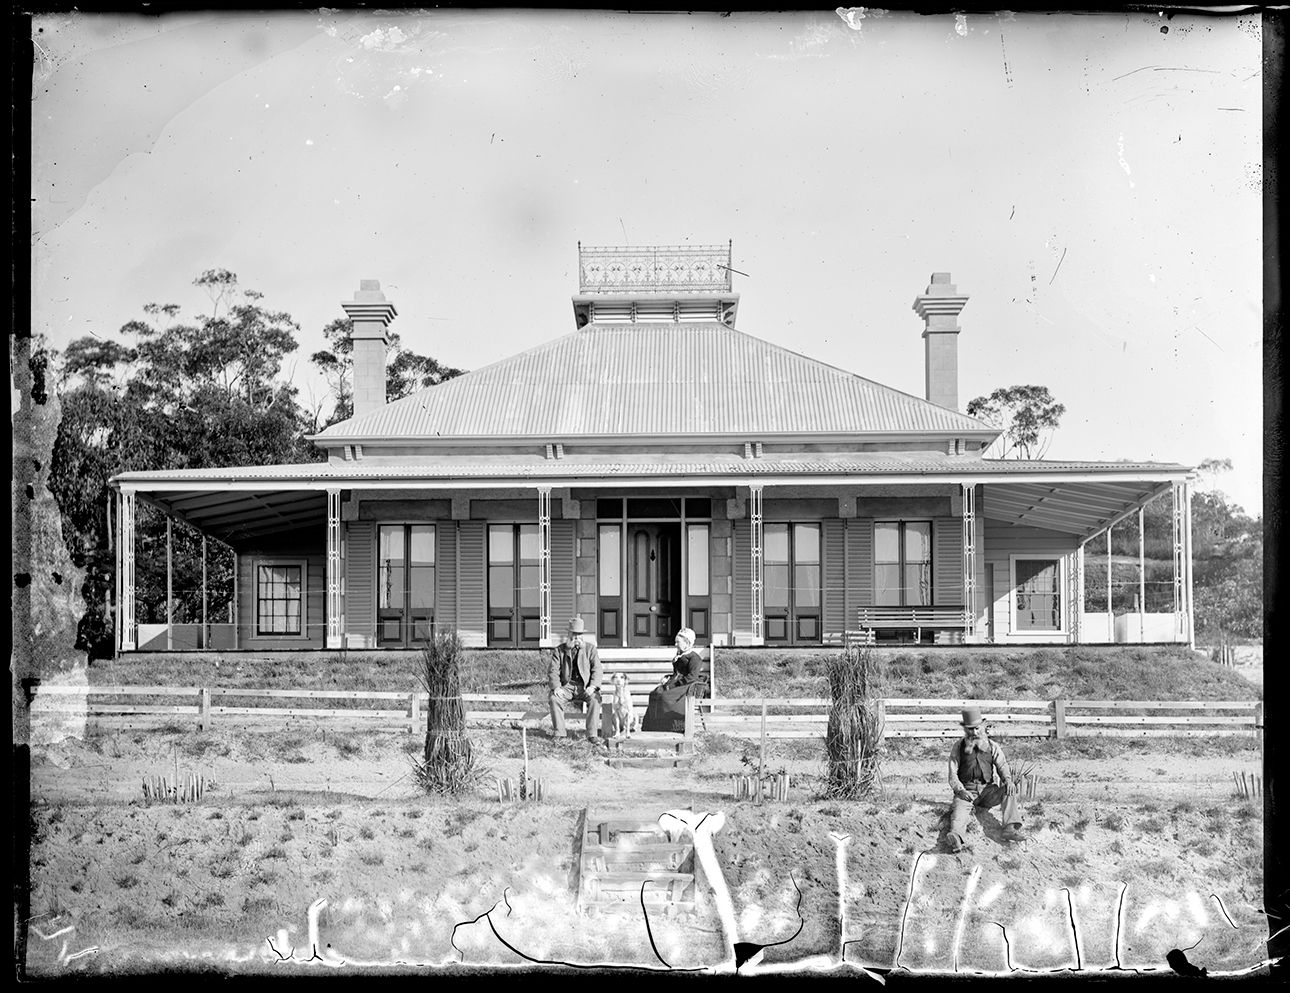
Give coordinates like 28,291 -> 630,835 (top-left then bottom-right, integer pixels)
28,685 -> 1263,741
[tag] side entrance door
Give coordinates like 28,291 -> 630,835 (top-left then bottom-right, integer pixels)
627,522 -> 680,646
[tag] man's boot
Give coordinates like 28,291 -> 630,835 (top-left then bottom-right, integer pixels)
1002,824 -> 1025,843
946,833 -> 964,853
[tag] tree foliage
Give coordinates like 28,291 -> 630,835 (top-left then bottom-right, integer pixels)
48,272 -> 322,659
308,317 -> 465,428
966,385 -> 1066,460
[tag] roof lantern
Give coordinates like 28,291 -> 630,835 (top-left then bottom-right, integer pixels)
572,241 -> 740,328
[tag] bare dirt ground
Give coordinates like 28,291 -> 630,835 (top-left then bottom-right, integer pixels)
24,722 -> 1267,978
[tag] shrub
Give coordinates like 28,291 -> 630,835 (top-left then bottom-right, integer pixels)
821,643 -> 885,799
415,630 -> 488,795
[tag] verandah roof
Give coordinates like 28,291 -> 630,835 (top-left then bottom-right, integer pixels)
112,456 -> 1191,546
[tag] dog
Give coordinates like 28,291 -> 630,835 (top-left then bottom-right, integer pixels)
609,672 -> 639,738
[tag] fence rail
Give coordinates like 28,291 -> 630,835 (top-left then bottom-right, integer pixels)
29,685 -> 1263,740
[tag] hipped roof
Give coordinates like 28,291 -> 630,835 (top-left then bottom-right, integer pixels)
313,322 -> 999,442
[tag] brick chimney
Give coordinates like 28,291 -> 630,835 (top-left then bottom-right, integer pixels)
912,272 -> 968,410
341,279 -> 398,419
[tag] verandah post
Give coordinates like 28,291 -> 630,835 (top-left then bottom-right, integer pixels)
166,516 -> 174,651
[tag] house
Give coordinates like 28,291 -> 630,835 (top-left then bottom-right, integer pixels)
109,244 -> 1196,654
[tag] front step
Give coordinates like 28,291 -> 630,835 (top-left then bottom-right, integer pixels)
607,731 -> 693,769
576,808 -> 701,917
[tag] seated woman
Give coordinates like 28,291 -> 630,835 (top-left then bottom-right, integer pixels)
640,627 -> 710,734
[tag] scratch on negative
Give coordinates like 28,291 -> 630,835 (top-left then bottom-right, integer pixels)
1048,247 -> 1067,285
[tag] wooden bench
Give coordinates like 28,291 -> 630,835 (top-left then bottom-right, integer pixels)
848,606 -> 967,645
558,645 -> 715,739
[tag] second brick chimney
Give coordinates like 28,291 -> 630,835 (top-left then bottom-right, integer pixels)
912,272 -> 969,411
341,279 -> 398,420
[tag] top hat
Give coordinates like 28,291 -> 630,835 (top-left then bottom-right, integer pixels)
566,617 -> 586,634
960,706 -> 984,728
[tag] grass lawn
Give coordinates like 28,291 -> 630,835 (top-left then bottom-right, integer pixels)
88,645 -> 1260,703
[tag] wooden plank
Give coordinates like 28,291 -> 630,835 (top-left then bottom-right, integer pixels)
35,685 -> 201,696
1068,700 -> 1259,710
1067,728 -> 1253,738
89,704 -> 200,715
211,688 -> 410,700
465,712 -> 527,721
1064,715 -> 1256,726
705,730 -> 823,739
705,715 -> 828,725
882,713 -> 1053,724
882,698 -> 1052,709
460,694 -> 534,703
210,706 -> 407,718
710,698 -> 831,708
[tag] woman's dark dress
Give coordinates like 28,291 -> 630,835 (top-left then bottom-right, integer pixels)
640,650 -> 710,733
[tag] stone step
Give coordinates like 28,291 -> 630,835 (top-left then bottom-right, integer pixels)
607,754 -> 694,769
581,845 -> 692,873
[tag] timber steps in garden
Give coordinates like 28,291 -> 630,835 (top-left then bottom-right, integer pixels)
576,808 -> 700,917
606,730 -> 694,769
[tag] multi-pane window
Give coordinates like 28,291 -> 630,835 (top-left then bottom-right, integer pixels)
489,524 -> 541,645
763,522 -> 822,643
378,525 -> 435,645
875,521 -> 932,606
1014,558 -> 1062,631
256,564 -> 303,636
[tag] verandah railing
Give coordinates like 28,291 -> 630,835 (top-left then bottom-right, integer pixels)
29,686 -> 1263,740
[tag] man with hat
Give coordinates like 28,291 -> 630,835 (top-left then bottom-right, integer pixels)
945,705 -> 1025,851
548,617 -> 604,743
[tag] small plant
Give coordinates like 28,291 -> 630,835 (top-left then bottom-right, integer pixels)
359,825 -> 375,841
278,829 -> 293,843
360,851 -> 385,866
286,809 -> 305,822
211,859 -> 237,879
1102,812 -> 1126,832
263,844 -> 286,860
116,873 -> 140,890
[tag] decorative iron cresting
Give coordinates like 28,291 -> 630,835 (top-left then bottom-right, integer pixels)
578,243 -> 734,293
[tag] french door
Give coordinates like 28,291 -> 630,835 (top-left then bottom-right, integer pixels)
377,525 -> 435,646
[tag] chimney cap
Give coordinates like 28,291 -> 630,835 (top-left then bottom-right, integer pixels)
931,272 -> 952,284
350,279 -> 389,304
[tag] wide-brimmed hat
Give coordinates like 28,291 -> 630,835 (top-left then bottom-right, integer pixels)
960,706 -> 984,728
566,617 -> 586,634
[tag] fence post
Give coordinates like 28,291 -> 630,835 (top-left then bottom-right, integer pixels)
1254,701 -> 1263,748
684,694 -> 697,742
198,687 -> 211,731
876,698 -> 886,742
1052,698 -> 1067,739
410,689 -> 421,735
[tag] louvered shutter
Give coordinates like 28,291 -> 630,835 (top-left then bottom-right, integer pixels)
934,517 -> 964,605
435,524 -> 458,632
848,518 -> 874,613
550,520 -> 576,637
733,519 -> 752,643
344,522 -> 375,648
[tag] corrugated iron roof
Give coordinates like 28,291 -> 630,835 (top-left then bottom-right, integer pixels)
112,455 -> 1191,485
314,323 -> 999,441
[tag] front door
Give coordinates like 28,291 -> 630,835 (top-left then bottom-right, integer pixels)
627,522 -> 680,646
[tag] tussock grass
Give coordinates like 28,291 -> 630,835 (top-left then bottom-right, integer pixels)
821,642 -> 884,799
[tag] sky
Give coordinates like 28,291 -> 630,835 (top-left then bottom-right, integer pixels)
29,9 -> 1263,515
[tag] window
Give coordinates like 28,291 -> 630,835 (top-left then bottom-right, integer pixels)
256,563 -> 304,636
763,522 -> 822,643
378,525 -> 436,645
1013,557 -> 1063,632
875,521 -> 932,606
489,524 -> 541,645
686,523 -> 710,638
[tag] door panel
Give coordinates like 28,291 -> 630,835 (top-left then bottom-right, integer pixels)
628,523 -> 680,646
